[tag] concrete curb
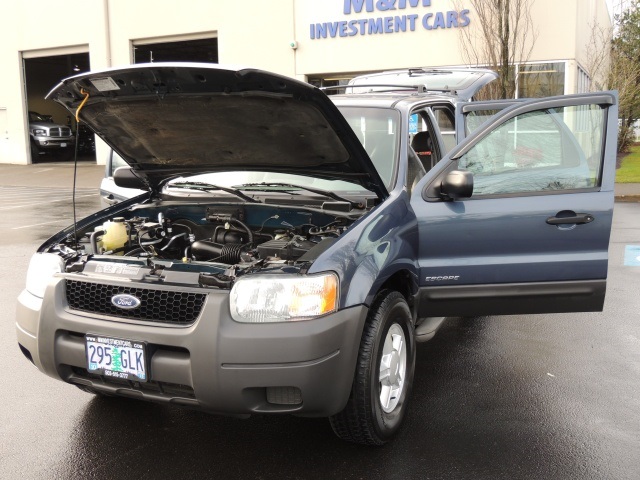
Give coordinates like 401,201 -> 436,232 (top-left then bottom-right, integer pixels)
615,195 -> 640,202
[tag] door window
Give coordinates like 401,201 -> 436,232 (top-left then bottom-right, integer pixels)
432,108 -> 456,153
409,108 -> 440,172
457,105 -> 606,196
464,109 -> 504,136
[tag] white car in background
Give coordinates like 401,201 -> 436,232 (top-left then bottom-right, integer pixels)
99,150 -> 146,208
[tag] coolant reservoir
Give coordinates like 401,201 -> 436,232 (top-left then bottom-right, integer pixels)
102,217 -> 128,252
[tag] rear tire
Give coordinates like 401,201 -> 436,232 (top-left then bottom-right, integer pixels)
329,290 -> 416,445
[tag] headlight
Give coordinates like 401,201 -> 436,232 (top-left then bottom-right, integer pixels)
32,129 -> 46,136
230,273 -> 338,323
25,253 -> 64,298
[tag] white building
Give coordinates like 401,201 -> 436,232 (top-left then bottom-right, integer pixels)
0,0 -> 612,165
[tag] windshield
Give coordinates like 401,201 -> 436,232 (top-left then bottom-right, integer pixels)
157,107 -> 400,194
118,106 -> 400,195
112,150 -> 369,194
337,106 -> 399,189
29,112 -> 51,123
165,171 -> 369,194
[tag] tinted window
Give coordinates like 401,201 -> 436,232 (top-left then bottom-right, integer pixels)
458,105 -> 605,196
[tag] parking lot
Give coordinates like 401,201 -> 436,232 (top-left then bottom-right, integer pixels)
0,164 -> 638,480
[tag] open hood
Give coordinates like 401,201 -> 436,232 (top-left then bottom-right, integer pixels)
348,68 -> 498,101
47,63 -> 388,199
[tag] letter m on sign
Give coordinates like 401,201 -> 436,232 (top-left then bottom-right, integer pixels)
344,0 -> 374,14
398,0 -> 431,7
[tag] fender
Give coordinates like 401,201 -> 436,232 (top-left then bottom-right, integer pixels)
308,191 -> 419,309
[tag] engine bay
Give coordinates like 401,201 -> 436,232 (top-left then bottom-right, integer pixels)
48,201 -> 365,288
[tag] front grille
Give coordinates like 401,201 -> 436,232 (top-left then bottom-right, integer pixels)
65,280 -> 207,325
48,127 -> 72,137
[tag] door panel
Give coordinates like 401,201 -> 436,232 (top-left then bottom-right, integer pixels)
412,92 -> 618,317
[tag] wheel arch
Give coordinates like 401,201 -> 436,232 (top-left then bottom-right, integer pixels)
366,267 -> 420,324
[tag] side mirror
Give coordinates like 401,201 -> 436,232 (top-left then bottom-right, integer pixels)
441,170 -> 473,200
113,167 -> 147,190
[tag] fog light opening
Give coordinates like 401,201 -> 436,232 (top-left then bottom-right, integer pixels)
266,386 -> 302,405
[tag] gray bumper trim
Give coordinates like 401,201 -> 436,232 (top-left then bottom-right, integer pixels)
17,277 -> 369,417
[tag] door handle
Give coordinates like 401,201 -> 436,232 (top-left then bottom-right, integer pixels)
546,213 -> 594,225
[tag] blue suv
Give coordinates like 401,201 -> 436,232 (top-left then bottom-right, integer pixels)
16,64 -> 618,445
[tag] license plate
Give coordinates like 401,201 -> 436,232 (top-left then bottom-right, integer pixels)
85,335 -> 147,382
60,143 -> 67,147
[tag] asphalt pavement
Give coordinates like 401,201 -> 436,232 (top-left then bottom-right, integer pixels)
0,163 -> 639,480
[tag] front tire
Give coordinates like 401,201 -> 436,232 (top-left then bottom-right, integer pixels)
329,290 -> 416,445
30,140 -> 40,160
57,148 -> 74,161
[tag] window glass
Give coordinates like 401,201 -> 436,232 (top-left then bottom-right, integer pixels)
308,76 -> 354,96
170,171 -> 368,193
110,152 -> 129,176
116,107 -> 400,195
409,114 -> 420,135
518,62 -> 565,98
338,106 -> 400,188
465,109 -> 504,136
408,110 -> 435,137
458,105 -> 605,196
408,109 -> 438,170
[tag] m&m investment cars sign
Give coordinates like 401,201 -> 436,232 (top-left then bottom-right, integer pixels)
309,0 -> 471,40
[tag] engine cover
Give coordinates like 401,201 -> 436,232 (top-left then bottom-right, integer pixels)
257,237 -> 316,260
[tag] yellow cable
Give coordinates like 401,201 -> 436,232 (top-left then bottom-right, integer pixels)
75,88 -> 90,123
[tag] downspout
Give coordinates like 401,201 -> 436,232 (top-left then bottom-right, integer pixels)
292,0 -> 300,80
103,0 -> 112,67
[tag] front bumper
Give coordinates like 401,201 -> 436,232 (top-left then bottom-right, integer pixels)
33,136 -> 75,149
16,277 -> 368,417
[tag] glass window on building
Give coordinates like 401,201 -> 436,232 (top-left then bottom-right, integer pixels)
518,62 -> 566,98
308,75 -> 355,95
577,66 -> 591,93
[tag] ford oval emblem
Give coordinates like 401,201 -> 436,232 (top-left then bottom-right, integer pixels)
111,294 -> 141,310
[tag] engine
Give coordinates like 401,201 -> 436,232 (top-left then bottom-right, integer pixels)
83,205 -> 351,268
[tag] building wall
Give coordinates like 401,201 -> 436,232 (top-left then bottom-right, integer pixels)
0,0 -> 612,165
574,0 -> 612,90
106,0 -> 296,72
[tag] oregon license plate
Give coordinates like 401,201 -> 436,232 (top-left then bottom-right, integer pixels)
60,143 -> 67,147
85,335 -> 147,382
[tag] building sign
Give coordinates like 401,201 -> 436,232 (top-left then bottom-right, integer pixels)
310,0 -> 470,40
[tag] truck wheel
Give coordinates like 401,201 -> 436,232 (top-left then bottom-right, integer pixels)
329,290 -> 415,445
57,148 -> 74,161
30,140 -> 40,159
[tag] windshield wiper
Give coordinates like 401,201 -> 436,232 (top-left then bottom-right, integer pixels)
235,182 -> 364,210
168,181 -> 261,203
